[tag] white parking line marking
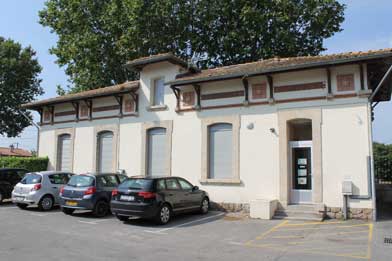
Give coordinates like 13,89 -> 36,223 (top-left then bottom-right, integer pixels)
0,206 -> 18,209
146,212 -> 225,234
78,220 -> 99,225
77,219 -> 110,225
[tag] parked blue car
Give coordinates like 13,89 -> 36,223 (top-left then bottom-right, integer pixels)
59,173 -> 127,217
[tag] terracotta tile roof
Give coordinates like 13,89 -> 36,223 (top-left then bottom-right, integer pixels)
126,52 -> 189,69
169,48 -> 392,86
0,147 -> 32,157
22,81 -> 139,109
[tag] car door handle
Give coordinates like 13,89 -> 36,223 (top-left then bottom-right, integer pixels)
168,193 -> 173,196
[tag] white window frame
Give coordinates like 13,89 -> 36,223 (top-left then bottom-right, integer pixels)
148,77 -> 168,111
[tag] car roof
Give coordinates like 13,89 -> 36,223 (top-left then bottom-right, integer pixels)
30,171 -> 73,176
129,175 -> 182,180
78,172 -> 119,177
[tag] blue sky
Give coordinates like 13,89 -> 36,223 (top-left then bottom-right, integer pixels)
0,0 -> 391,151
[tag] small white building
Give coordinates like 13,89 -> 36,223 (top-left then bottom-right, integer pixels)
23,50 -> 392,220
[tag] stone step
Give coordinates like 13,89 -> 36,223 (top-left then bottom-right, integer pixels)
273,204 -> 326,222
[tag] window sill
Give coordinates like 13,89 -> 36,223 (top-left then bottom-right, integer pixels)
147,105 -> 168,111
199,179 -> 241,185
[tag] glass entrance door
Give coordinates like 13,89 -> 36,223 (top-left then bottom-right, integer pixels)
290,141 -> 313,203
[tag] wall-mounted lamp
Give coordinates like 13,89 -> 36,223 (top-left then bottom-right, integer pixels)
247,123 -> 254,130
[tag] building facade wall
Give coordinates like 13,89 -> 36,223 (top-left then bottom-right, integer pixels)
37,62 -> 374,212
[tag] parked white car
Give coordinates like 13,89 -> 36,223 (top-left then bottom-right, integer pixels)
12,171 -> 74,211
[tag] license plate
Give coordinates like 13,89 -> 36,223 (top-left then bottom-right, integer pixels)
66,201 -> 78,206
15,196 -> 24,201
120,195 -> 134,201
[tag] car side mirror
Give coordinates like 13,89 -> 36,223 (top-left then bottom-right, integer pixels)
192,186 -> 199,191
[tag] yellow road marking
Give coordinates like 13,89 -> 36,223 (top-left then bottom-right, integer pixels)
247,243 -> 369,259
366,223 -> 373,260
336,229 -> 370,235
245,220 -> 288,245
276,223 -> 371,231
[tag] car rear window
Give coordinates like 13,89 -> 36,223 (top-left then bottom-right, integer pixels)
21,173 -> 42,184
68,175 -> 95,187
118,178 -> 153,190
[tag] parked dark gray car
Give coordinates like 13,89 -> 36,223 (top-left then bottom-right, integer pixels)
59,173 -> 127,217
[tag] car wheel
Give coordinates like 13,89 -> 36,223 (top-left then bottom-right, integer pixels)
93,201 -> 109,218
17,203 -> 28,209
38,195 -> 54,211
156,203 -> 171,225
62,207 -> 75,215
116,214 -> 129,222
200,197 -> 209,214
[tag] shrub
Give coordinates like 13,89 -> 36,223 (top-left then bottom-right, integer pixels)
0,156 -> 48,172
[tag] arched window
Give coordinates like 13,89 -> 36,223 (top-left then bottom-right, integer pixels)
57,134 -> 71,171
97,131 -> 114,172
147,127 -> 167,176
208,123 -> 233,179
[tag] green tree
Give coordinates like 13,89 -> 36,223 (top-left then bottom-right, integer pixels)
0,37 -> 43,137
39,0 -> 345,93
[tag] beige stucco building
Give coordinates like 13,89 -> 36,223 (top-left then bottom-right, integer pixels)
23,49 -> 392,220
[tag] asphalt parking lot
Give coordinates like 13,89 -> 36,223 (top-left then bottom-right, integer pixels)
1,202 -> 392,261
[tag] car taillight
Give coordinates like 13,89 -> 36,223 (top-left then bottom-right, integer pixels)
138,191 -> 156,199
32,184 -> 41,191
84,186 -> 96,195
112,189 -> 118,197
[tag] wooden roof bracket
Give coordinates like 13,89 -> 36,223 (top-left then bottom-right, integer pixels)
242,75 -> 249,106
192,84 -> 201,111
84,99 -> 93,121
326,67 -> 333,99
71,101 -> 79,122
49,106 -> 55,125
129,91 -> 139,113
114,95 -> 123,118
170,86 -> 181,111
267,75 -> 275,104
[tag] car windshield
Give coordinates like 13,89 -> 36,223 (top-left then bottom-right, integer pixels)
21,173 -> 42,184
119,178 -> 153,190
68,175 -> 95,187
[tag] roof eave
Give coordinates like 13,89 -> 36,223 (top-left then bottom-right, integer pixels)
126,55 -> 188,70
22,84 -> 139,110
168,53 -> 392,87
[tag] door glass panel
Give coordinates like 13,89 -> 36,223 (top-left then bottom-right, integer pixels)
178,179 -> 193,190
292,147 -> 311,190
165,178 -> 180,190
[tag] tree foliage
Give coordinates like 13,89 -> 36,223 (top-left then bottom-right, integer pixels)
0,37 -> 43,137
39,0 -> 345,93
373,142 -> 392,182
